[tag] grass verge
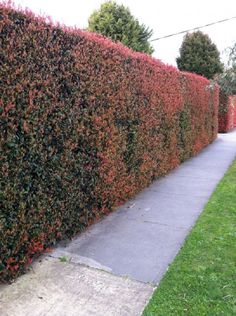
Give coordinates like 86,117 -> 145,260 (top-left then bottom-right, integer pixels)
143,159 -> 236,316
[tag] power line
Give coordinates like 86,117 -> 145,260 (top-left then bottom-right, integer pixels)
150,16 -> 236,42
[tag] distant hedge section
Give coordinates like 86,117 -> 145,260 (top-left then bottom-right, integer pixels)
0,3 -> 219,282
218,92 -> 236,132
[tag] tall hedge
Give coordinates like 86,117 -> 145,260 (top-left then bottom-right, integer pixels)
218,92 -> 236,132
0,3 -> 219,282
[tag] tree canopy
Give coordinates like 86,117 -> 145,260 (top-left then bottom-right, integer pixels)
216,43 -> 236,95
176,31 -> 223,79
87,1 -> 154,54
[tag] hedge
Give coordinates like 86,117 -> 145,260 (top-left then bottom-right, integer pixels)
0,3 -> 219,282
218,92 -> 236,132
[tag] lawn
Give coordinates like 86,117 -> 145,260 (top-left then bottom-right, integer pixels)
143,159 -> 236,316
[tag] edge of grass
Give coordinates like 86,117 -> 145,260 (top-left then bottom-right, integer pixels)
143,159 -> 236,316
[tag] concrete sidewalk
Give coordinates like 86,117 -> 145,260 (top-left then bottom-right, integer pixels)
1,130 -> 236,316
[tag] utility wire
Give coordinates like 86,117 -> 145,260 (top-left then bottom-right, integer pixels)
150,16 -> 236,42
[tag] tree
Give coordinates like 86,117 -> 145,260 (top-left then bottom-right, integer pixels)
176,31 -> 223,79
87,1 -> 154,54
216,43 -> 236,95
228,42 -> 236,67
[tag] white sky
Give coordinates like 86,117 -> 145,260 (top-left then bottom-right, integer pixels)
12,0 -> 236,67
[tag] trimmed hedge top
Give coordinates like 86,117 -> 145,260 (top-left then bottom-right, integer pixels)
0,2 -> 219,282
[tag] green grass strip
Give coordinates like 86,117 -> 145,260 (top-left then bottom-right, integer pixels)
143,159 -> 236,316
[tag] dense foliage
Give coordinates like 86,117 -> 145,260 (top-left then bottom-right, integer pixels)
177,31 -> 223,79
217,42 -> 236,95
218,93 -> 236,132
217,43 -> 236,132
217,66 -> 236,95
87,1 -> 154,54
0,3 -> 219,282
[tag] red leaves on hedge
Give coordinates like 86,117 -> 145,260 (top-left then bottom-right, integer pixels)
0,2 -> 219,282
218,92 -> 236,132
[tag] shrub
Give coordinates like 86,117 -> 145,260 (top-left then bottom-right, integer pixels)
0,3 -> 219,282
218,92 -> 236,132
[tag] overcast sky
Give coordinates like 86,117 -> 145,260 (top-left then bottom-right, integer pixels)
12,0 -> 236,67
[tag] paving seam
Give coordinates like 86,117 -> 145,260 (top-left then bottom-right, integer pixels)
48,253 -> 155,288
